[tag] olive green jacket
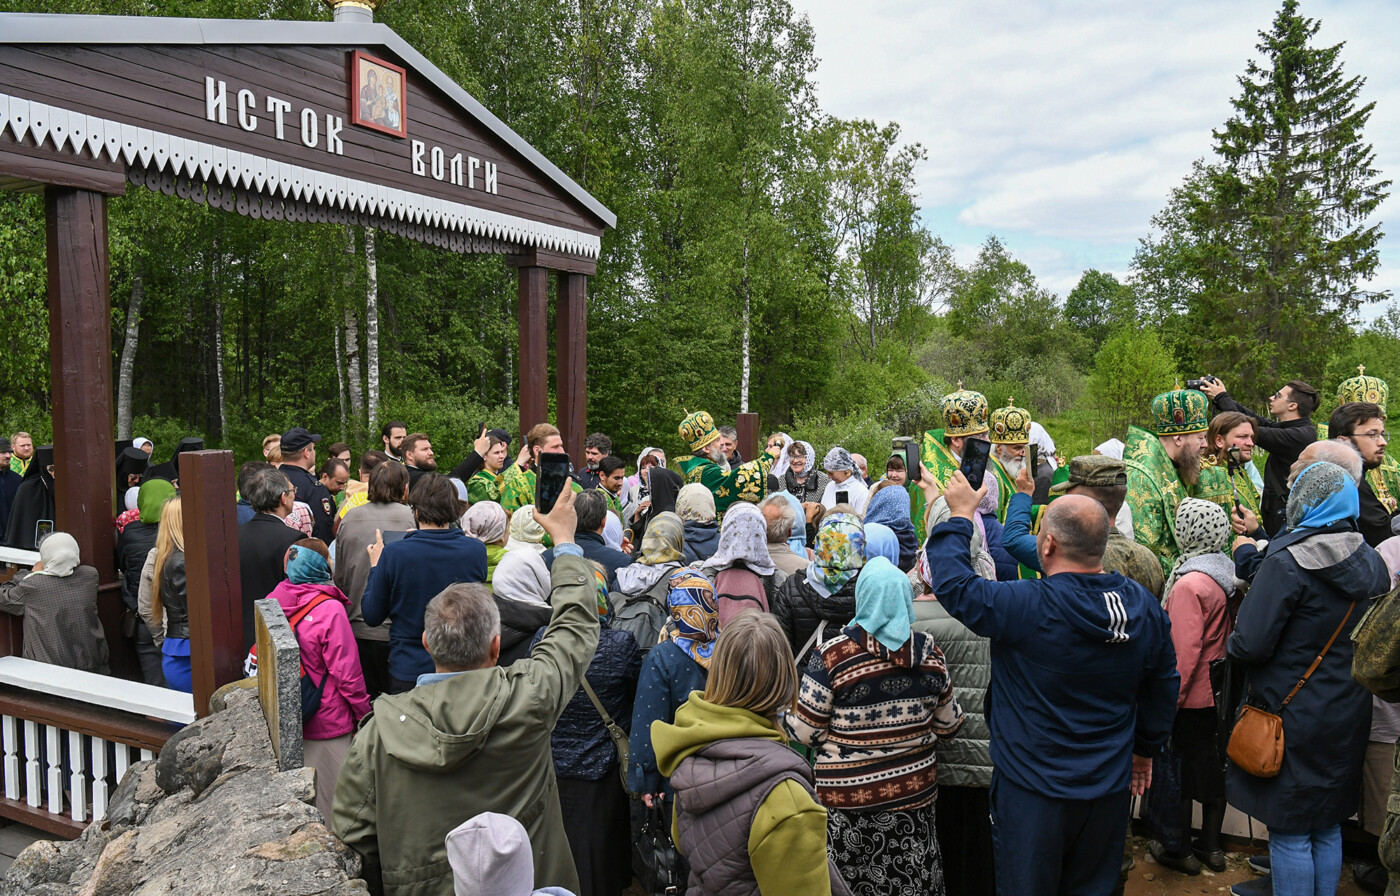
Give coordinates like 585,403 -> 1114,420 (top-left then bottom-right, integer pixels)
332,553 -> 601,896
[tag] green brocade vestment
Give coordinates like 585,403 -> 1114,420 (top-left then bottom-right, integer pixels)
677,451 -> 775,516
1124,426 -> 1233,579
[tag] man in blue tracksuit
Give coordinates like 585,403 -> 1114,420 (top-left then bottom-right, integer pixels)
927,471 -> 1179,896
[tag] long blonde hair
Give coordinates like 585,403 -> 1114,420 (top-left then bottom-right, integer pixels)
703,612 -> 798,719
149,496 -> 184,627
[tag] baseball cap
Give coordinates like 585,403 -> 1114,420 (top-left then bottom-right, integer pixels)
281,427 -> 322,453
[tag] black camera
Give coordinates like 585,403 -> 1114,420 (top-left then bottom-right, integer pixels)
1186,376 -> 1217,391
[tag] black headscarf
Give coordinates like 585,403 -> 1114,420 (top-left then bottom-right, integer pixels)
630,467 -> 684,550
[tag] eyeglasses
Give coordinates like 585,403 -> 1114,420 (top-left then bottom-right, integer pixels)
1354,431 -> 1389,441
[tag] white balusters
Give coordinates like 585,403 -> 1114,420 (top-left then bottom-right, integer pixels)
23,720 -> 40,808
1,715 -> 18,800
67,731 -> 86,822
45,725 -> 61,815
114,742 -> 130,784
90,737 -> 108,821
139,748 -> 153,763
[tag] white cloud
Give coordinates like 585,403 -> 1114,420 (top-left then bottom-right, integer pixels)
791,0 -> 1400,297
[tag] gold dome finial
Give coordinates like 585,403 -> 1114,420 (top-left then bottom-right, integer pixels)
1360,365 -> 1367,376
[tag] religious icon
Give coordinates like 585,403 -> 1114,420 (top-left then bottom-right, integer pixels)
351,50 -> 408,138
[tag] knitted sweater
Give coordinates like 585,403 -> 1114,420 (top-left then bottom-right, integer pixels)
785,624 -> 963,811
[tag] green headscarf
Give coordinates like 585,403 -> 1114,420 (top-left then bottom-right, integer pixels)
137,479 -> 177,524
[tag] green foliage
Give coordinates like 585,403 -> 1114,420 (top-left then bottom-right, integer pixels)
1132,0 -> 1390,405
1064,269 -> 1138,349
0,194 -> 48,408
1086,328 -> 1180,436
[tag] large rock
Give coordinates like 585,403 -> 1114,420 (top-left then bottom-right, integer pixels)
1,689 -> 366,896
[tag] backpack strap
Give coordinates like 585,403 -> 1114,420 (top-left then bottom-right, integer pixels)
796,620 -> 827,669
287,591 -> 338,630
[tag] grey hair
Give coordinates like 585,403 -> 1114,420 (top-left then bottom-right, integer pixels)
758,495 -> 795,543
1041,497 -> 1110,566
717,425 -> 738,440
1316,439 -> 1364,483
574,490 -> 609,533
423,583 -> 500,670
247,467 -> 293,513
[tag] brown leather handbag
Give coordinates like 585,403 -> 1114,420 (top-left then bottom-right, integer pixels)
1227,602 -> 1355,778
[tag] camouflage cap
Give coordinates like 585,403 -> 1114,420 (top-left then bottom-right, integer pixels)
1049,455 -> 1128,495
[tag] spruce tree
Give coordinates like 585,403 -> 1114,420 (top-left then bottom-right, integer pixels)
1133,0 -> 1389,400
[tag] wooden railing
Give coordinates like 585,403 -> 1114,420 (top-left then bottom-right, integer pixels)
0,658 -> 193,837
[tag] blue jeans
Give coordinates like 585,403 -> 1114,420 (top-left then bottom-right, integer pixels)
1268,826 -> 1342,896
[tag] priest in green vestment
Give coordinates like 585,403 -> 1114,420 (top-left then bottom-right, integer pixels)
987,398 -> 1033,522
676,410 -> 775,516
921,384 -> 990,502
1202,410 -> 1263,521
1125,388 -> 1233,579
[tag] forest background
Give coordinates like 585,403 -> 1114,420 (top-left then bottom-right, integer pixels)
0,0 -> 1391,472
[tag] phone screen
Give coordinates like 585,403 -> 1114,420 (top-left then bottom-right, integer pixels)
535,452 -> 572,514
35,520 -> 53,546
381,529 -> 412,545
835,490 -> 849,506
960,439 -> 992,490
1028,444 -> 1039,480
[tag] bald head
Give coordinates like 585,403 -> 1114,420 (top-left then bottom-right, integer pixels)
1292,439 -> 1363,485
1038,495 -> 1111,572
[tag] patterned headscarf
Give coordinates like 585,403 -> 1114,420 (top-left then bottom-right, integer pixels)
1164,498 -> 1236,599
701,502 -> 776,577
592,566 -> 611,618
284,544 -> 332,585
806,512 -> 866,599
852,556 -> 915,652
1287,461 -> 1359,532
676,483 -> 717,523
823,446 -> 856,474
461,501 -> 508,545
977,474 -> 1000,518
667,569 -> 720,668
506,504 -> 547,553
639,511 -> 685,564
792,441 -> 817,480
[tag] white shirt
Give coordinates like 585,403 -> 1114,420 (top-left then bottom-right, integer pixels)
820,475 -> 869,513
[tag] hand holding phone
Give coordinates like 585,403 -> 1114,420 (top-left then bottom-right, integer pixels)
535,452 -> 573,514
959,439 -> 992,491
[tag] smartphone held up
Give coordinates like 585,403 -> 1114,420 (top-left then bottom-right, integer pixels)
535,452 -> 573,514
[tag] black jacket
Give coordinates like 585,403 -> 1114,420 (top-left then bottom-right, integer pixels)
279,463 -> 335,542
1211,393 -> 1315,528
1358,477 -> 1394,547
0,468 -> 20,536
1226,523 -> 1390,831
238,513 -> 301,650
770,570 -> 860,663
159,550 -> 190,641
116,520 -> 159,612
496,596 -> 553,666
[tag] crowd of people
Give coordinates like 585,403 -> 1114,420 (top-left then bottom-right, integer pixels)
4,366 -> 1400,896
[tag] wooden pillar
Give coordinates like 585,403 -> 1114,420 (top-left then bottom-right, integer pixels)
556,272 -> 587,463
181,450 -> 243,717
46,188 -> 129,674
517,266 -> 548,441
736,413 -> 760,467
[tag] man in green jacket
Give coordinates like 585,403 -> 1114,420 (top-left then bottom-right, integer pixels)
333,487 -> 600,896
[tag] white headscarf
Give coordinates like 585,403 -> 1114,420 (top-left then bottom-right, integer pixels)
32,532 -> 81,577
700,502 -> 776,577
1029,422 -> 1058,469
505,504 -> 547,553
768,432 -> 794,481
492,549 -> 551,605
603,511 -> 625,550
124,486 -> 140,512
792,441 -> 817,482
1096,438 -> 1125,460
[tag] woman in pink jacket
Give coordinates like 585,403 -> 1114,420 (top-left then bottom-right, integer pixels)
1152,499 -> 1236,875
268,538 -> 372,820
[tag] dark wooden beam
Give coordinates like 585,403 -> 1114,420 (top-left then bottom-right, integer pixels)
44,186 -> 128,681
736,413 -> 759,468
0,141 -> 126,195
180,450 -> 243,718
517,266 -> 548,442
506,247 -> 598,276
556,272 -> 587,464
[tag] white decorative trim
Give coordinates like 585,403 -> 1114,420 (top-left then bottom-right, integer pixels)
0,90 -> 601,259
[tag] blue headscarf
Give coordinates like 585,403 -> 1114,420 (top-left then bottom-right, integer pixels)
864,485 -> 921,571
779,491 -> 807,555
1286,461 -> 1359,532
851,556 -> 915,652
864,523 -> 900,566
284,544 -> 332,585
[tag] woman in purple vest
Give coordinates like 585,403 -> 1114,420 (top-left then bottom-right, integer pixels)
653,611 -> 847,896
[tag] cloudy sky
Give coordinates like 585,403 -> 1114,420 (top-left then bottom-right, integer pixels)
790,0 -> 1400,316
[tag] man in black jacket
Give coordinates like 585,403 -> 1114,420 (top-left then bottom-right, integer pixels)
1202,377 -> 1317,534
277,427 -> 335,542
237,465 -> 301,650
